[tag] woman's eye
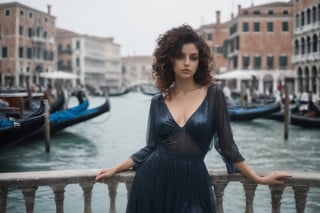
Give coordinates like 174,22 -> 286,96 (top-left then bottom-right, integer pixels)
190,56 -> 198,61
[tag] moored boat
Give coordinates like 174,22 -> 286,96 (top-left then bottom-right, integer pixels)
26,95 -> 110,140
0,102 -> 45,147
228,102 -> 281,121
290,113 -> 320,128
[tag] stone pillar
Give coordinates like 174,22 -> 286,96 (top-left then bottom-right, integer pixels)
269,185 -> 285,213
20,186 -> 38,213
51,184 -> 66,213
242,181 -> 257,213
107,181 -> 118,213
125,180 -> 133,200
0,187 -> 8,213
80,182 -> 94,213
292,185 -> 309,213
212,180 -> 229,213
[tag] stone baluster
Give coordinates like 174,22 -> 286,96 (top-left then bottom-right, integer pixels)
80,182 -> 94,213
51,184 -> 66,213
107,181 -> 119,213
292,185 -> 309,213
269,185 -> 285,213
20,186 -> 38,213
0,187 -> 8,213
212,180 -> 229,213
242,180 -> 257,213
125,180 -> 133,200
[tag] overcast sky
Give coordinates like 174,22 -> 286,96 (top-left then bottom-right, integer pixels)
1,0 -> 289,56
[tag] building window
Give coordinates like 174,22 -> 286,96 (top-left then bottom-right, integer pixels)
27,48 -> 32,59
267,22 -> 273,32
283,10 -> 289,15
43,50 -> 47,60
29,12 -> 33,18
2,47 -> 8,58
254,56 -> 261,69
206,33 -> 212,41
5,10 -> 10,16
19,47 -> 23,58
254,22 -> 260,32
43,31 -> 47,39
28,28 -> 32,37
253,10 -> 260,15
20,10 -> 24,16
242,56 -> 250,69
282,22 -> 289,31
215,46 -> 223,54
267,56 -> 274,69
58,44 -> 62,53
279,56 -> 288,68
76,41 -> 80,49
243,22 -> 249,32
268,10 -> 274,15
76,57 -> 80,67
19,26 -> 24,36
45,17 -> 48,22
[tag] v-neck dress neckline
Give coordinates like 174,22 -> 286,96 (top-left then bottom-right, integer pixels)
161,87 -> 209,129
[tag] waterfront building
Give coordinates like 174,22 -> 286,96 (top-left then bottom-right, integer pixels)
292,0 -> 320,98
121,55 -> 153,89
196,11 -> 230,73
226,1 -> 295,94
0,2 -> 56,88
56,28 -> 122,91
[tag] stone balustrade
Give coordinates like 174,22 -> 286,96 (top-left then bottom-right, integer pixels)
0,169 -> 319,213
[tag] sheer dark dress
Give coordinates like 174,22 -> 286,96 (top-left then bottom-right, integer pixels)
128,84 -> 244,213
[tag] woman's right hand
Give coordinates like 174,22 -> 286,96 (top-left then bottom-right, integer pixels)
95,167 -> 117,182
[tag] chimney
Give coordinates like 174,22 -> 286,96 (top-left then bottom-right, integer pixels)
216,11 -> 221,26
238,4 -> 242,15
231,12 -> 234,20
47,5 -> 51,15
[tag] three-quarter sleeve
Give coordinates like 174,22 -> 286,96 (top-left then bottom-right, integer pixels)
212,86 -> 245,173
130,97 -> 157,169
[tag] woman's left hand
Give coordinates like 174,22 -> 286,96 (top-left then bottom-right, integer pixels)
259,171 -> 291,185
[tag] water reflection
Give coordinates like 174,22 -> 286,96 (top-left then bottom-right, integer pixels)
0,131 -> 97,172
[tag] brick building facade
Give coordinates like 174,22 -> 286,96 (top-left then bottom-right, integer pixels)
0,2 -> 56,88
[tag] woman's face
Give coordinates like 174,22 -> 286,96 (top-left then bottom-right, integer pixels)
172,43 -> 199,80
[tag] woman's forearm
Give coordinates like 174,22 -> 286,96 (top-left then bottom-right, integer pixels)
233,161 -> 263,183
113,158 -> 136,173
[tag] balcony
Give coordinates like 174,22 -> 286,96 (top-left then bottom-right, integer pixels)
0,169 -> 319,213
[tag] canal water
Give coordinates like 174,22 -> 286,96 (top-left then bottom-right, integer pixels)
1,92 -> 319,213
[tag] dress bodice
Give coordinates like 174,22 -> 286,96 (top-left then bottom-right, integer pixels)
131,84 -> 244,173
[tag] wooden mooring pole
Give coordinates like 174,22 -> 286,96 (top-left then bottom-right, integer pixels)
284,83 -> 289,140
44,99 -> 50,152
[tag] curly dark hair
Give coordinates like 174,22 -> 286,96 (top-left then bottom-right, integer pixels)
152,24 -> 214,98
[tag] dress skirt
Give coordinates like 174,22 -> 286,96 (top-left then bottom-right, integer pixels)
126,148 -> 216,213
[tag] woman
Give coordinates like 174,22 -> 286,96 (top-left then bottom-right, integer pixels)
96,25 -> 289,213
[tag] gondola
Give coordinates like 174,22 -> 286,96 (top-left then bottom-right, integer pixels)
265,105 -> 300,121
140,84 -> 159,96
290,113 -> 320,128
26,95 -> 110,140
227,102 -> 281,121
0,102 -> 45,147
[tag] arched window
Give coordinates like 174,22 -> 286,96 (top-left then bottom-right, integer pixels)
301,11 -> 305,26
312,6 -> 317,23
312,34 -> 318,52
301,37 -> 306,54
307,8 -> 311,24
295,39 -> 300,55
307,36 -> 311,53
295,14 -> 300,28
